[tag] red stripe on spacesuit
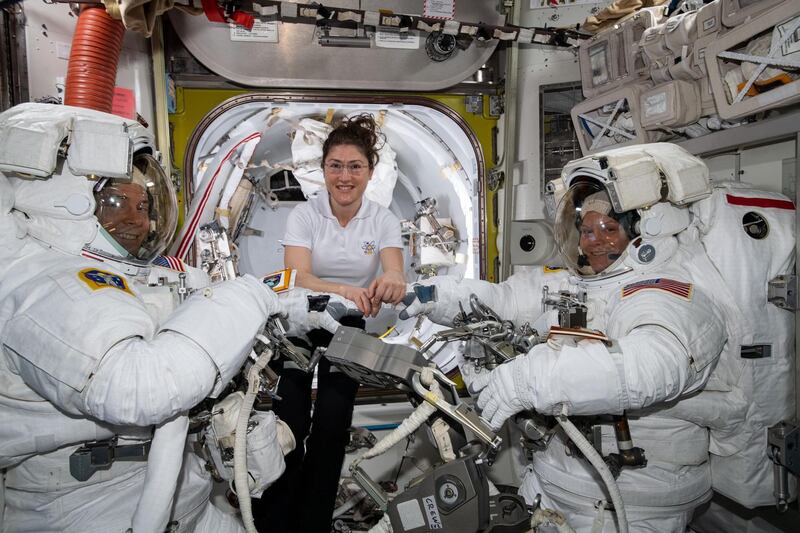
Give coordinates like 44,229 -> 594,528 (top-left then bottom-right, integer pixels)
81,251 -> 105,262
725,194 -> 795,210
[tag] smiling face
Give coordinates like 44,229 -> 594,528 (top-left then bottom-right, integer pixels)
323,144 -> 373,211
578,210 -> 630,273
95,182 -> 151,256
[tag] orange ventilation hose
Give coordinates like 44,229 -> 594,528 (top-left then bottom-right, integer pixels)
64,6 -> 125,113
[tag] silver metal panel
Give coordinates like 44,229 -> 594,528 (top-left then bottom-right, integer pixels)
168,1 -> 503,90
677,109 -> 800,157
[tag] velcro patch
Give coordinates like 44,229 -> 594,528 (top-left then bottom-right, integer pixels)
77,268 -> 134,296
262,268 -> 296,293
621,278 -> 693,300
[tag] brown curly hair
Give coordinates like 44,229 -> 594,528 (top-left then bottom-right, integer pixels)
322,113 -> 384,169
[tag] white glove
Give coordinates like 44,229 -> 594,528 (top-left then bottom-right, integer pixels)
456,350 -> 492,397
476,356 -> 535,430
398,276 -> 465,326
277,289 -> 363,335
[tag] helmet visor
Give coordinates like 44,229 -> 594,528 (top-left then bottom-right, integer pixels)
554,182 -> 633,277
93,154 -> 177,263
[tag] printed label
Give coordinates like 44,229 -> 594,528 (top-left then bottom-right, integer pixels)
424,0 -> 455,19
230,20 -> 278,43
375,29 -> 420,49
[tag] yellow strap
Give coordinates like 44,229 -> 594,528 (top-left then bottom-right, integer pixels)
325,108 -> 335,124
378,325 -> 396,339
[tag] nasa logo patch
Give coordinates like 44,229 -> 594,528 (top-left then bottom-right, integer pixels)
77,268 -> 134,296
637,244 -> 656,263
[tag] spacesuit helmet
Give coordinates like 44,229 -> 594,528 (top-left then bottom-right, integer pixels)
554,181 -> 640,278
90,151 -> 177,264
0,102 -> 177,266
548,143 -> 713,280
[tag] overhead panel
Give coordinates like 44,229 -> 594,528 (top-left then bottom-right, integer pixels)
168,1 -> 503,90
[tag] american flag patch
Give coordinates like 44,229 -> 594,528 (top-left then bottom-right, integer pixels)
621,278 -> 693,300
153,255 -> 186,272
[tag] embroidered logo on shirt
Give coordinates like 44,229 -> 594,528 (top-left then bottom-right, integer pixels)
361,240 -> 376,256
77,268 -> 134,296
621,278 -> 693,301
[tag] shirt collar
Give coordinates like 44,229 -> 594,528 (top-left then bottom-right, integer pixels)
316,190 -> 372,221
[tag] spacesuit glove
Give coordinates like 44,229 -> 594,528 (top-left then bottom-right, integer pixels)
456,350 -> 493,397
277,289 -> 363,335
398,276 -> 465,326
476,356 -> 535,430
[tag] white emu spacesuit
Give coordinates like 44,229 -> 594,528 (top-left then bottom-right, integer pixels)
0,103 -> 343,533
403,144 -> 750,531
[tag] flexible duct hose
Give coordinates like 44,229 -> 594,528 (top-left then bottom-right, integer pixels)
352,368 -> 441,468
234,348 -> 272,533
64,6 -> 125,113
556,407 -> 628,533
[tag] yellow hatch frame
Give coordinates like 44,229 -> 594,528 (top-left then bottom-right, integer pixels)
169,88 -> 500,282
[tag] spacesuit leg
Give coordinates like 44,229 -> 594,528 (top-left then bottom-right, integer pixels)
191,499 -> 246,533
254,358 -> 314,533
519,467 -> 700,533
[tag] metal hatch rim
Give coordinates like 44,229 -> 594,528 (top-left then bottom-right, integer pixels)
181,92 -> 488,279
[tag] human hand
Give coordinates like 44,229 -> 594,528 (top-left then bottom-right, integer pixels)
368,271 -> 406,308
339,285 -> 379,317
476,358 -> 534,430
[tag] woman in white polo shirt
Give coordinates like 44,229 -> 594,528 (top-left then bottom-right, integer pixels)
255,115 -> 405,533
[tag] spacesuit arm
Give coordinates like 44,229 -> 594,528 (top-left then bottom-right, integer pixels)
402,268 -> 562,326
522,325 -> 717,416
4,274 -> 276,427
478,288 -> 727,424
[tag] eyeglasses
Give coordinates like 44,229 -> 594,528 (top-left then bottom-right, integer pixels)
324,161 -> 368,176
96,189 -> 149,213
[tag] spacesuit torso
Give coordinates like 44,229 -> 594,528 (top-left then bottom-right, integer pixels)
0,104 -> 290,533
0,230 -> 249,532
496,240 -> 729,531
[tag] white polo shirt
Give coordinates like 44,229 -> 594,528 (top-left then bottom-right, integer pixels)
282,193 -> 403,288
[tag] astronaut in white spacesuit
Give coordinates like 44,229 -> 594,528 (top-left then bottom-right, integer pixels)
403,144 -> 736,532
0,103 -> 348,533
